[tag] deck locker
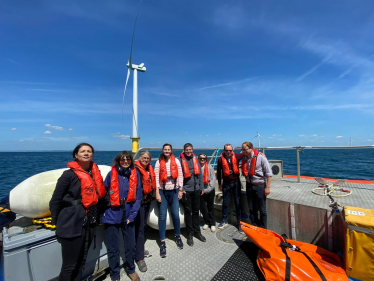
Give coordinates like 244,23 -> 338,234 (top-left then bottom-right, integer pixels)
343,206 -> 374,281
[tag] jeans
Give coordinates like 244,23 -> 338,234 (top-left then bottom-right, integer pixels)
222,180 -> 242,223
183,190 -> 201,235
246,182 -> 267,228
58,225 -> 95,281
104,222 -> 136,280
158,189 -> 181,241
200,190 -> 215,226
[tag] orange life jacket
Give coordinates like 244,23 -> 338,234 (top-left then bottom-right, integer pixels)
240,222 -> 348,281
134,161 -> 156,195
241,149 -> 259,177
67,161 -> 106,209
220,153 -> 239,177
203,162 -> 209,184
159,155 -> 178,183
179,153 -> 200,178
109,165 -> 138,206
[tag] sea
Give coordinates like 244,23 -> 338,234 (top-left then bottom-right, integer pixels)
0,148 -> 373,199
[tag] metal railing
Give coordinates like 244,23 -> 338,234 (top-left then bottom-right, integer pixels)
134,145 -> 374,183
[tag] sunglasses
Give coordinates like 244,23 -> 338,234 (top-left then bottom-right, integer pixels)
120,158 -> 132,162
225,150 -> 233,152
199,158 -> 207,160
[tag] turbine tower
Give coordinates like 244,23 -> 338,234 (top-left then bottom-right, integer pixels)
122,0 -> 145,155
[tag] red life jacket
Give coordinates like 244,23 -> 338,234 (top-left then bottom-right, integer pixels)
179,153 -> 200,178
241,149 -> 259,177
134,161 -> 156,195
159,155 -> 178,183
220,153 -> 239,177
67,161 -> 106,209
203,162 -> 209,184
109,165 -> 138,206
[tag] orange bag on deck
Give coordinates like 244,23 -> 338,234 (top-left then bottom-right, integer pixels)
240,222 -> 348,281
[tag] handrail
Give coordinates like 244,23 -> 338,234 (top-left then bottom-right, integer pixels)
135,145 -> 374,183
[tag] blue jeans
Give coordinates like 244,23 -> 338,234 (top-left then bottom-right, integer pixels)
104,222 -> 136,280
222,180 -> 242,223
246,183 -> 267,228
158,189 -> 181,241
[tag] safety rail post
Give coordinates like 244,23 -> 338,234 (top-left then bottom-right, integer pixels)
262,148 -> 265,155
296,147 -> 301,183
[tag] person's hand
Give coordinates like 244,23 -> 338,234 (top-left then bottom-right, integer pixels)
201,190 -> 205,195
156,192 -> 162,203
219,184 -> 222,191
178,190 -> 184,200
264,187 -> 270,196
127,219 -> 131,224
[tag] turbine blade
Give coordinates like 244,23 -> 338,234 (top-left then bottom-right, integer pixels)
332,179 -> 346,187
315,177 -> 326,185
122,67 -> 131,122
128,0 -> 144,67
251,136 -> 257,139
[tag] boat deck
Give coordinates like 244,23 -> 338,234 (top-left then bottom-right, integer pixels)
100,224 -> 262,281
268,176 -> 374,210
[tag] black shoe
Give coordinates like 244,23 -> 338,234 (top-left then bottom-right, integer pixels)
160,241 -> 166,258
194,233 -> 206,242
187,233 -> 194,247
175,235 -> 184,249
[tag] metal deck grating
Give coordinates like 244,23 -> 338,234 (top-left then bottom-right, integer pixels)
101,225 -> 253,281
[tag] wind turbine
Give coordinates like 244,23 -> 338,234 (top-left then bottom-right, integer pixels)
122,0 -> 146,155
251,128 -> 263,148
348,137 -> 352,147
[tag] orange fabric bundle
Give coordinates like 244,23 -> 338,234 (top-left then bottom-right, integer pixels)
240,222 -> 348,281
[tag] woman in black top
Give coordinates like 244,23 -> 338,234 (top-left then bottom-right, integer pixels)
49,143 -> 105,281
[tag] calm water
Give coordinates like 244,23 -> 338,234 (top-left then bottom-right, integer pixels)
0,148 -> 373,198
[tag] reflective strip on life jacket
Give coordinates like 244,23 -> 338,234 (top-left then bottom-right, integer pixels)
159,154 -> 178,183
67,161 -> 105,209
241,149 -> 259,177
110,166 -> 138,205
180,153 -> 200,178
134,161 -> 156,195
220,153 -> 239,177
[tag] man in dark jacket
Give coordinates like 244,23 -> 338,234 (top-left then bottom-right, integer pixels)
217,144 -> 244,232
179,143 -> 206,246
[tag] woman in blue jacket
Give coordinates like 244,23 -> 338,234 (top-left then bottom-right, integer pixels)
102,151 -> 142,281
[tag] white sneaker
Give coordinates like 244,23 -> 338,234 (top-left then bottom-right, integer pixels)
202,224 -> 209,230
211,226 -> 216,232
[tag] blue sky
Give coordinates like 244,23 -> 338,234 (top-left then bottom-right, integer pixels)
1,0 -> 374,151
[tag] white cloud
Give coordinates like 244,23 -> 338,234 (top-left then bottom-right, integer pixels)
10,128 -> 16,131
45,124 -> 65,131
272,134 -> 282,137
299,134 -> 318,137
44,131 -> 52,134
336,136 -> 343,138
68,128 -> 73,131
217,133 -> 220,135
111,133 -> 130,140
367,139 -> 373,142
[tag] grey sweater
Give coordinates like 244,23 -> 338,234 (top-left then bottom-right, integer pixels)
178,155 -> 204,192
200,164 -> 216,194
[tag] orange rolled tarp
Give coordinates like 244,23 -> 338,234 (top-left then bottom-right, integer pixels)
240,222 -> 348,281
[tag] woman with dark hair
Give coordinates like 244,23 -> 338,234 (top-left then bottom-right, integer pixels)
198,153 -> 217,232
133,151 -> 156,270
102,151 -> 143,281
50,143 -> 106,281
154,144 -> 184,258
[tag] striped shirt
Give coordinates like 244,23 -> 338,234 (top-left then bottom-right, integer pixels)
154,158 -> 184,190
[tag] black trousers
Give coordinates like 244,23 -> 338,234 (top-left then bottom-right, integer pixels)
134,203 -> 150,261
58,224 -> 95,281
200,190 -> 215,226
183,190 -> 201,235
246,182 -> 267,228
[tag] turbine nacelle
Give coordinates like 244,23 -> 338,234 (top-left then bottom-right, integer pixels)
126,62 -> 146,72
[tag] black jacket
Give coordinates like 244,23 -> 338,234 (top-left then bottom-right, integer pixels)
49,169 -> 86,238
